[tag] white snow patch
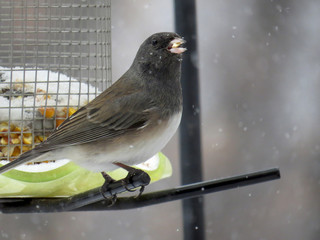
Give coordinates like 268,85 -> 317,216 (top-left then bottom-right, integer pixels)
0,67 -> 100,122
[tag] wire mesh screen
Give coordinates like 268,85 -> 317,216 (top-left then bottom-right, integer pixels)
0,0 -> 111,162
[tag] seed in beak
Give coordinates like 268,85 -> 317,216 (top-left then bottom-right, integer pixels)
168,38 -> 187,54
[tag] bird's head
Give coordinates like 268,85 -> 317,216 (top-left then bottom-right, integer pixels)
146,32 -> 186,55
132,32 -> 187,75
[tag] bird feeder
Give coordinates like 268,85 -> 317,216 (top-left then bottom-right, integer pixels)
0,0 -> 112,162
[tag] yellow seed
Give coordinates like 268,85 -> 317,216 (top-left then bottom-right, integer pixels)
56,119 -> 65,127
37,135 -> 47,142
13,126 -> 21,131
23,135 -> 33,145
11,137 -> 21,144
0,123 -> 10,137
12,126 -> 22,135
23,132 -> 32,138
12,146 -> 21,157
2,146 -> 14,157
38,107 -> 55,118
10,133 -> 19,138
62,107 -> 77,117
69,107 -> 77,117
21,145 -> 32,152
0,123 -> 17,136
36,88 -> 46,93
34,136 -> 41,143
1,137 -> 8,145
34,135 -> 47,143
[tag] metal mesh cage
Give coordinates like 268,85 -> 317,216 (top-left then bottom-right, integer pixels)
0,0 -> 111,161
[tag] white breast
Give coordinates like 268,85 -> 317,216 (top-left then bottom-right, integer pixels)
142,111 -> 182,159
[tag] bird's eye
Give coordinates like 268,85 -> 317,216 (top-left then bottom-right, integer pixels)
152,39 -> 158,46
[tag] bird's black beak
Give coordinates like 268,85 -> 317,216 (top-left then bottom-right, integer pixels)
167,38 -> 187,54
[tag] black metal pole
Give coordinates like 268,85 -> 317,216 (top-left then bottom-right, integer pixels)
174,1 -> 204,240
0,168 -> 280,214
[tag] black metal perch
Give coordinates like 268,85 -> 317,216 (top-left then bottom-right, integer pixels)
0,167 -> 280,214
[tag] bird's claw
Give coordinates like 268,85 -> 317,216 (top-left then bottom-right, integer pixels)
113,162 -> 150,197
106,194 -> 117,207
123,183 -> 136,192
99,163 -> 150,205
137,185 -> 145,198
121,179 -> 145,197
100,171 -> 117,206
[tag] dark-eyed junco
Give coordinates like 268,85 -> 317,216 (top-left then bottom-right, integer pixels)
0,32 -> 186,184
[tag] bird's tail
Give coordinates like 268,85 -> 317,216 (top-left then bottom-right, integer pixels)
0,150 -> 41,174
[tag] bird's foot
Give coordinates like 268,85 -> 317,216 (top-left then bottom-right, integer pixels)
100,171 -> 117,206
113,162 -> 151,198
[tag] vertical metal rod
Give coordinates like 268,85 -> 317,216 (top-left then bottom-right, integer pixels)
174,1 -> 205,240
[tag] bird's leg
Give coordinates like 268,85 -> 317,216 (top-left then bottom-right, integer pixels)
113,162 -> 151,197
100,171 -> 117,206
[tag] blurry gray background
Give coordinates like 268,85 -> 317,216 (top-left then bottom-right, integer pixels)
1,0 -> 320,239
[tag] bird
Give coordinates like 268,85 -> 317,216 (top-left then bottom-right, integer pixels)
0,32 -> 186,195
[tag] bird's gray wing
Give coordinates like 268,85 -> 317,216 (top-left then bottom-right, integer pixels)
34,85 -> 157,153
